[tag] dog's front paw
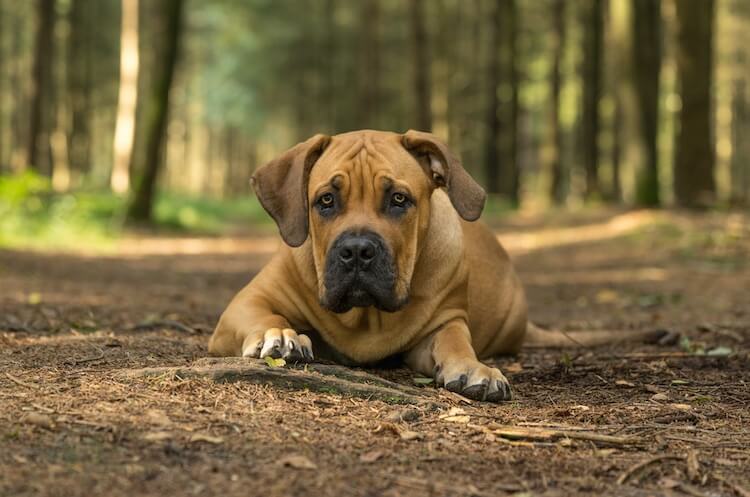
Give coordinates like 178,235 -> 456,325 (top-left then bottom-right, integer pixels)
242,328 -> 314,362
435,360 -> 512,402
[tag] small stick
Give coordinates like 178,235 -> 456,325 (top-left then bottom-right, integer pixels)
489,424 -> 636,446
616,455 -> 684,485
5,372 -> 39,389
129,319 -> 197,334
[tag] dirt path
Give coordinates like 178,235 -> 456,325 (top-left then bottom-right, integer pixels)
1,210 -> 748,497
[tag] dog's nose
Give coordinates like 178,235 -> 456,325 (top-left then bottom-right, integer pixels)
338,237 -> 378,270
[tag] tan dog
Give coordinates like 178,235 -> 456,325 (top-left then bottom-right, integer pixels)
209,130 -> 662,402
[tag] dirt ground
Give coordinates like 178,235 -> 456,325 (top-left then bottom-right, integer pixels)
1,209 -> 748,497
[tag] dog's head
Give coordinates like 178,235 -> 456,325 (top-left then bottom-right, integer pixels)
251,130 -> 485,313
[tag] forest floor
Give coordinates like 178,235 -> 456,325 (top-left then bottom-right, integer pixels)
1,209 -> 749,497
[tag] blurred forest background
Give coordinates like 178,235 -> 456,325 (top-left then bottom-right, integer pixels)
0,0 -> 748,248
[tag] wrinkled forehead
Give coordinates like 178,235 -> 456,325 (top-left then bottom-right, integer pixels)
308,132 -> 425,194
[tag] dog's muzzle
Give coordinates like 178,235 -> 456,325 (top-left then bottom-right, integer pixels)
321,230 -> 405,313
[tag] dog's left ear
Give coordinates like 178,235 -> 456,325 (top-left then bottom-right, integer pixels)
251,134 -> 331,247
401,129 -> 486,221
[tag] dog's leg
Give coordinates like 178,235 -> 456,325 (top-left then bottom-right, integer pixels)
208,303 -> 314,361
405,319 -> 513,402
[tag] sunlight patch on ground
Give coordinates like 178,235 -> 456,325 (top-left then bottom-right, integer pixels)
499,210 -> 664,255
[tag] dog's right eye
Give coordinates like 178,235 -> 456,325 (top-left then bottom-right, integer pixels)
316,193 -> 336,216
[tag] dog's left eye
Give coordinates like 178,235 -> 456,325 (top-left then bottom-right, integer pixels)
391,193 -> 407,206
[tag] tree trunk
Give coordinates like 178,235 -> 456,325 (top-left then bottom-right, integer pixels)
410,0 -> 432,132
730,80 -> 748,206
359,0 -> 380,128
548,0 -> 566,205
67,0 -> 93,178
126,0 -> 183,222
581,0 -> 603,201
27,0 -> 55,174
501,0 -> 520,206
632,0 -> 661,206
673,0 -> 715,208
483,0 -> 501,194
111,0 -> 139,194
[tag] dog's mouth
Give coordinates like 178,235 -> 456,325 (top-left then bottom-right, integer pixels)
320,230 -> 407,313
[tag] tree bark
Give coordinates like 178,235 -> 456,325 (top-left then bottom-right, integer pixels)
67,0 -> 93,178
730,79 -> 748,206
483,0 -> 502,194
581,0 -> 603,201
632,0 -> 661,206
502,0 -> 520,206
359,0 -> 380,128
548,0 -> 566,205
27,0 -> 56,174
410,0 -> 432,132
126,0 -> 183,222
673,0 -> 715,208
111,0 -> 139,195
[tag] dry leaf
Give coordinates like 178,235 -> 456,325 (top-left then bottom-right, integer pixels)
189,433 -> 224,444
615,380 -> 635,388
359,450 -> 384,463
670,403 -> 692,411
21,413 -> 55,430
145,409 -> 172,426
444,407 -> 466,417
399,430 -> 424,441
504,362 -> 523,373
650,393 -> 669,402
142,431 -> 174,442
595,289 -> 619,303
278,455 -> 317,470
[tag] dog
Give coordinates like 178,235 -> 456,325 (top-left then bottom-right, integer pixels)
208,130 -> 664,402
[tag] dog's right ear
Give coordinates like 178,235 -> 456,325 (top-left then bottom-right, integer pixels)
251,134 -> 331,247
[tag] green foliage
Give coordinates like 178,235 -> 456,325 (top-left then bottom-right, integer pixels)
0,172 -> 272,251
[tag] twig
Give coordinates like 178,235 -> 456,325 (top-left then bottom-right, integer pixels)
5,372 -> 40,389
714,474 -> 750,497
65,347 -> 106,366
488,424 -> 636,446
128,319 -> 197,334
616,455 -> 684,485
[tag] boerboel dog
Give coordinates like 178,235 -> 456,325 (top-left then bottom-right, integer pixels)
209,130 -> 664,402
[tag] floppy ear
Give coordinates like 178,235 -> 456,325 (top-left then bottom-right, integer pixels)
250,134 -> 331,247
401,129 -> 486,221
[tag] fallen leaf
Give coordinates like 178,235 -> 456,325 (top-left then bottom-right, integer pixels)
444,407 -> 466,417
651,393 -> 669,402
385,408 -> 421,423
706,346 -> 733,357
27,292 -> 42,305
571,405 -> 590,411
142,431 -> 174,442
145,409 -> 172,426
671,379 -> 690,385
670,403 -> 692,411
189,433 -> 224,444
595,289 -> 619,303
412,377 -> 434,385
615,380 -> 636,388
399,430 -> 424,441
21,413 -> 54,430
643,384 -> 662,394
278,455 -> 317,470
359,450 -> 384,463
504,362 -> 523,373
265,356 -> 286,368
